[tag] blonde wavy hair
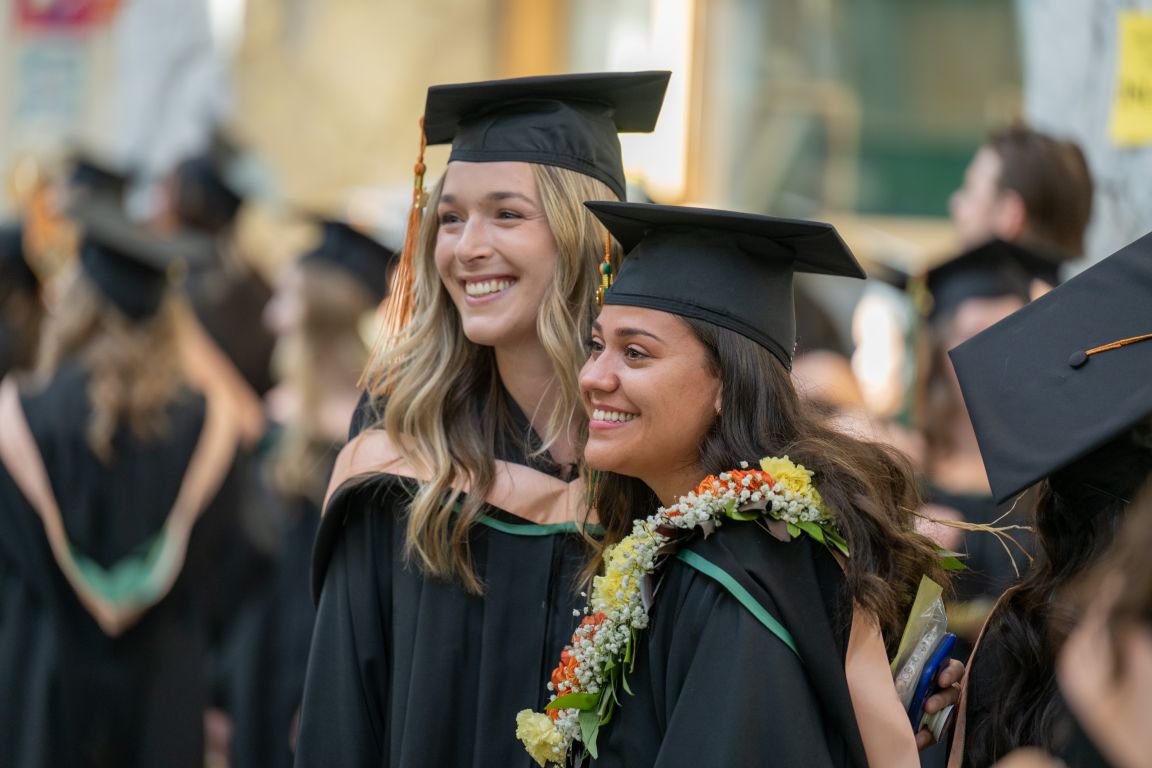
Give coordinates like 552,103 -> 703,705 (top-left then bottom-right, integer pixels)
273,264 -> 376,504
364,163 -> 617,593
37,273 -> 184,462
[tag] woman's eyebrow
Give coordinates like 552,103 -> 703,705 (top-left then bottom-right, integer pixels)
438,191 -> 535,206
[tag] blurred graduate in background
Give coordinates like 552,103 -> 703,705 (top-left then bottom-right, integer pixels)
225,217 -> 395,768
0,193 -> 249,768
0,224 -> 44,380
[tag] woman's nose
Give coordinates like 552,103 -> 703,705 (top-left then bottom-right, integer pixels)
579,351 -> 619,394
455,218 -> 493,262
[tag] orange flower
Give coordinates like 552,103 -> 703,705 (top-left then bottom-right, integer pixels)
695,474 -> 720,494
696,469 -> 773,497
546,612 -> 609,719
582,611 -> 607,630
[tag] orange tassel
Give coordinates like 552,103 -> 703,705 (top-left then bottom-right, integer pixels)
363,117 -> 427,393
379,116 -> 427,338
1084,332 -> 1152,357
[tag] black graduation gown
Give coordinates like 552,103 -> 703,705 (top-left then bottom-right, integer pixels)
295,401 -> 591,768
0,364 -> 243,768
225,444 -> 330,768
592,521 -> 868,768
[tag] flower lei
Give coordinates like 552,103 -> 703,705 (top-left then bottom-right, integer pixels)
515,456 -> 847,767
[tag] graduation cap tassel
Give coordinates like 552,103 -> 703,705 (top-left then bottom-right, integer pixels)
1069,331 -> 1152,368
363,118 -> 426,394
378,116 -> 427,339
596,230 -> 614,305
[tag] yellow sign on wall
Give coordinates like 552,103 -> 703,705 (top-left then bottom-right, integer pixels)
1111,11 -> 1152,146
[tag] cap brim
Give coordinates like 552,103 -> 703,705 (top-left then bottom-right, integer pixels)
585,201 -> 866,279
73,194 -> 214,270
424,71 -> 670,144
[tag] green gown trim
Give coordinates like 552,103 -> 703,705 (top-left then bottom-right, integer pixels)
69,524 -> 172,606
676,548 -> 801,660
476,514 -> 605,537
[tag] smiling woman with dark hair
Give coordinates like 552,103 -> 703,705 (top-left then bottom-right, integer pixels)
515,202 -> 949,768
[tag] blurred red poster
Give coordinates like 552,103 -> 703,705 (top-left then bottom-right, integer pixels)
15,0 -> 120,29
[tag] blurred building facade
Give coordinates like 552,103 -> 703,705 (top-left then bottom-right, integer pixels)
1,0 -> 1149,268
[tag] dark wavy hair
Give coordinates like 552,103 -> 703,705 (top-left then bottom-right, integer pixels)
591,317 -> 948,646
963,427 -> 1152,766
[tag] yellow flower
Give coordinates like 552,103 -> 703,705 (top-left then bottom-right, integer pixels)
759,456 -> 817,498
591,536 -> 644,613
516,709 -> 568,767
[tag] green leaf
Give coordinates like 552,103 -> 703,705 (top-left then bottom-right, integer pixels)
786,522 -> 802,538
933,546 -> 968,572
797,521 -> 826,543
621,671 -> 633,696
580,710 -> 600,759
830,536 -> 850,557
599,696 -> 615,726
728,505 -> 760,521
545,692 -> 599,711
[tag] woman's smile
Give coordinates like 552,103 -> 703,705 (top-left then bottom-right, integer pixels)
461,275 -> 518,303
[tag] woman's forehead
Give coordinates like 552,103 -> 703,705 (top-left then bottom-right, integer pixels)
594,304 -> 689,337
442,160 -> 538,195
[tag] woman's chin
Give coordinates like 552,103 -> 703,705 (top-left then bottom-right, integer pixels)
583,445 -> 626,475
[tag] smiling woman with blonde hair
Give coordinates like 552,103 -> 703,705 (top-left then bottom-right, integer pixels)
295,72 -> 668,767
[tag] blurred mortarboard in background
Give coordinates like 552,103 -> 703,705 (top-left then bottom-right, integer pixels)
300,220 -> 398,304
923,238 -> 1040,323
423,71 -> 670,200
67,152 -> 133,203
0,224 -> 39,295
586,201 -> 865,369
950,231 -> 1152,504
171,154 -> 244,235
73,194 -> 211,320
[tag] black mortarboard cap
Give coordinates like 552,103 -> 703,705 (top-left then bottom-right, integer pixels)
0,224 -> 38,294
950,231 -> 1152,503
423,71 -> 670,200
172,155 -> 244,234
68,154 -> 132,202
300,221 -> 398,304
74,195 -> 209,320
586,201 -> 866,368
924,238 -> 1058,322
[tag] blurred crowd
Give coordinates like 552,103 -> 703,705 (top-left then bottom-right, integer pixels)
0,89 -> 1147,767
